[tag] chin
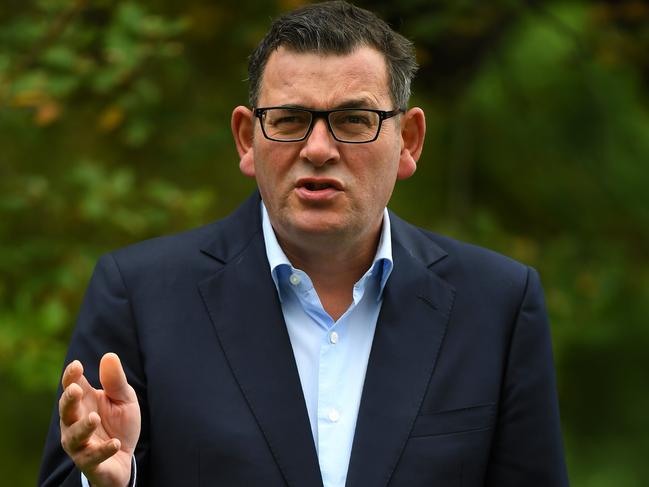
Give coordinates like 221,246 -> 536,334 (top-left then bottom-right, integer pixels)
288,215 -> 348,238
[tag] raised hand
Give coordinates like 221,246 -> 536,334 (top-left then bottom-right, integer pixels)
59,353 -> 141,487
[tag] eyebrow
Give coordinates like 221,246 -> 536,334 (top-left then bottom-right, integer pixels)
276,98 -> 378,110
332,98 -> 376,109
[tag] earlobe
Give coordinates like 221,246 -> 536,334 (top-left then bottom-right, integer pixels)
239,152 -> 256,178
397,151 -> 417,179
231,106 -> 256,178
397,107 -> 426,180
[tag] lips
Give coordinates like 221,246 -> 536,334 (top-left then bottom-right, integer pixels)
294,177 -> 343,202
296,178 -> 343,191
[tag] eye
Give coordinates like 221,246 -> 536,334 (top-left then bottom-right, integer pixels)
274,115 -> 300,125
341,114 -> 370,126
332,110 -> 376,129
266,110 -> 309,127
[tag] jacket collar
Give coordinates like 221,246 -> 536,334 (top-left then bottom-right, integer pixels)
200,193 -> 449,271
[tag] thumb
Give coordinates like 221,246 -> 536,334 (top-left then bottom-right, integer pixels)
99,353 -> 136,403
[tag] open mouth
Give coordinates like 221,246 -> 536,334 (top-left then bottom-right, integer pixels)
297,178 -> 342,192
304,181 -> 333,191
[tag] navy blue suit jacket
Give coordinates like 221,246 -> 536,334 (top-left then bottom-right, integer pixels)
39,193 -> 569,486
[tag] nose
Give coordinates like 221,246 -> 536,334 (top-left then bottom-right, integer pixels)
299,118 -> 339,167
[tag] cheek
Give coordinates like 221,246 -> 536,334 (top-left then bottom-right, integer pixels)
364,145 -> 400,181
366,156 -> 401,202
352,167 -> 398,211
252,144 -> 300,196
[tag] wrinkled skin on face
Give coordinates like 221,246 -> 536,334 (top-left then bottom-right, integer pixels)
232,46 -> 425,262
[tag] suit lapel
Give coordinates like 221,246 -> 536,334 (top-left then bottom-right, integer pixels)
345,216 -> 456,487
198,194 -> 323,487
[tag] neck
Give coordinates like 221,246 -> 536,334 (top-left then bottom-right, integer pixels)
277,226 -> 381,321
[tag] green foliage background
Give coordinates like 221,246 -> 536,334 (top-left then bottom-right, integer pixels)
1,0 -> 648,484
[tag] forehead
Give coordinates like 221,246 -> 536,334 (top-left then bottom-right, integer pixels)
258,46 -> 391,108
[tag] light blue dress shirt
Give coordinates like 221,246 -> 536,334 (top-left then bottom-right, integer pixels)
261,202 -> 393,487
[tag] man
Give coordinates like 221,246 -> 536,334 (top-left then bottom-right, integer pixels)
39,2 -> 569,486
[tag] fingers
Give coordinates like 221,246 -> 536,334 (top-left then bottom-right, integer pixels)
75,437 -> 121,468
60,410 -> 121,471
59,382 -> 84,427
58,355 -> 136,481
61,415 -> 122,472
62,359 -> 94,395
60,359 -> 96,427
62,359 -> 83,389
99,353 -> 136,403
61,411 -> 100,452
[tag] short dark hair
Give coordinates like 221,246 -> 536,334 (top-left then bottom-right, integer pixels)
248,1 -> 418,109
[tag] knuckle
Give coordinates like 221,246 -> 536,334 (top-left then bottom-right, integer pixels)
61,388 -> 71,406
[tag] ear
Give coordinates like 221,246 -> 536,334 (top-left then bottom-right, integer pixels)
397,107 -> 426,180
231,105 -> 256,178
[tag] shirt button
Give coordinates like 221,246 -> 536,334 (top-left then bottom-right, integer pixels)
329,331 -> 339,344
289,273 -> 301,286
328,408 -> 340,423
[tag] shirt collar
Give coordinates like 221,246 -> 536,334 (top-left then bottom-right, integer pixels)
261,201 -> 393,300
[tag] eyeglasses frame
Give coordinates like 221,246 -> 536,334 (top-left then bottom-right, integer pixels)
253,106 -> 405,144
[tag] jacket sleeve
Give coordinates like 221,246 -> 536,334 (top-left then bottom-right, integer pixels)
485,267 -> 570,486
38,253 -> 149,487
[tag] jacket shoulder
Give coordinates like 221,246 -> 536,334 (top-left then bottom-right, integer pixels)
108,192 -> 262,273
391,212 -> 533,294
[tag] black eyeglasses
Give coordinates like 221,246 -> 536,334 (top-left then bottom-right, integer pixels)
253,107 -> 405,144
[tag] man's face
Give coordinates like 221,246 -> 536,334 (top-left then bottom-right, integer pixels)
238,46 -> 418,250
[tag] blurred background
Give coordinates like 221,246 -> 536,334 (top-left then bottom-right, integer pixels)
1,0 -> 648,485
